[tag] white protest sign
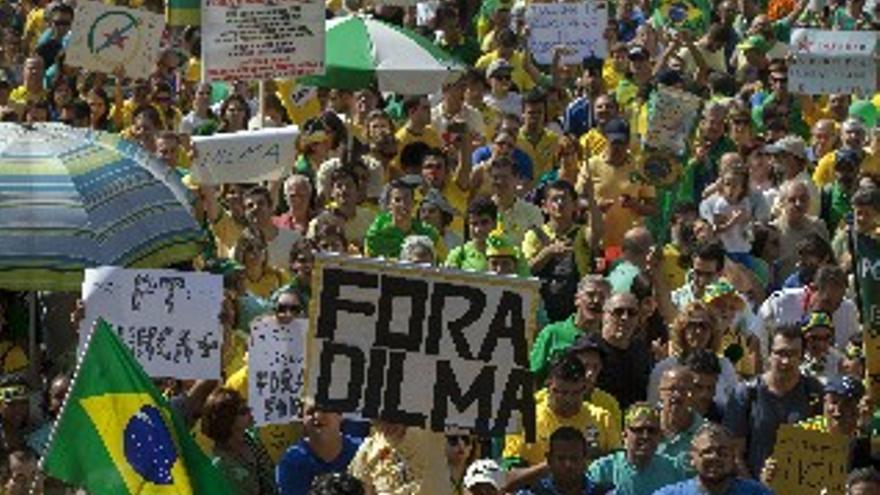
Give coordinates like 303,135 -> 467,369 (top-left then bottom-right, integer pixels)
202,0 -> 325,82
190,126 -> 299,184
644,85 -> 703,155
248,317 -> 308,426
82,267 -> 224,379
307,255 -> 540,438
789,29 -> 878,95
525,1 -> 608,65
66,1 -> 164,80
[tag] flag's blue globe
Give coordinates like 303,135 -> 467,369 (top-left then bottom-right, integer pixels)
124,405 -> 178,485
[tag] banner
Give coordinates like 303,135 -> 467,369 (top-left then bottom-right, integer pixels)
856,233 -> 880,403
248,318 -> 308,427
770,425 -> 849,494
66,1 -> 164,81
190,126 -> 299,184
644,85 -> 703,155
525,2 -> 608,65
81,267 -> 224,379
789,29 -> 878,95
202,0 -> 325,82
307,255 -> 540,439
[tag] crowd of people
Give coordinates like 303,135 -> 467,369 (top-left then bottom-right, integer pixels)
1,0 -> 880,493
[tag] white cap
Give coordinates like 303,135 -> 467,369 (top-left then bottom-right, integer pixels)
464,459 -> 506,489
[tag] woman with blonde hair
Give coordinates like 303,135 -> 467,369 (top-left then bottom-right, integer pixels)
645,301 -> 739,408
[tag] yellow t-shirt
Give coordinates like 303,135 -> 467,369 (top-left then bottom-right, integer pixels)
211,210 -> 244,260
534,387 -> 623,433
9,85 -> 46,107
394,125 -> 443,176
812,149 -> 880,187
243,267 -> 287,299
474,51 -> 536,92
579,128 -> 608,161
580,154 -> 655,249
660,244 -> 688,292
517,128 -> 560,182
521,223 -> 591,277
442,179 -> 469,236
0,341 -> 28,374
503,391 -> 621,466
23,8 -> 46,52
602,60 -> 624,96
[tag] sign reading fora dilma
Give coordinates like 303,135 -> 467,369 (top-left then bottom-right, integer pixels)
307,255 -> 539,440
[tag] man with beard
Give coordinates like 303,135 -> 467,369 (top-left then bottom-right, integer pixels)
653,424 -> 773,494
588,404 -> 686,494
530,275 -> 611,384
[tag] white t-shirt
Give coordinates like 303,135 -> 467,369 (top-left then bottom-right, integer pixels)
757,287 -> 859,354
266,228 -> 303,270
700,194 -> 753,254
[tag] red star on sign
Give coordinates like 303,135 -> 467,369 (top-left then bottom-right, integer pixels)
796,35 -> 814,53
103,27 -> 129,50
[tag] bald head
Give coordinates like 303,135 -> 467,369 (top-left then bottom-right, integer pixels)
622,227 -> 653,259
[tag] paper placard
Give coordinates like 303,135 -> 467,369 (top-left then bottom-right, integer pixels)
306,255 -> 540,438
770,425 -> 849,495
525,1 -> 608,65
644,85 -> 703,155
248,318 -> 307,427
190,126 -> 299,184
202,0 -> 325,82
66,1 -> 165,80
82,267 -> 224,379
789,29 -> 878,96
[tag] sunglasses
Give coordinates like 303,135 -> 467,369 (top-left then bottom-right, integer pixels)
610,307 -> 638,318
276,303 -> 303,315
492,74 -> 512,81
446,435 -> 472,446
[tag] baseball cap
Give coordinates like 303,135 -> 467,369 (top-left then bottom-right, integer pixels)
737,35 -> 770,54
603,118 -> 630,143
764,135 -> 807,160
464,459 -> 506,489
801,311 -> 833,335
487,59 -> 514,78
835,148 -> 863,168
823,376 -> 865,402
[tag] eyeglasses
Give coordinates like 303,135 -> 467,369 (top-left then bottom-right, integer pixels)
276,303 -> 304,315
492,74 -> 512,81
610,307 -> 638,318
446,435 -> 473,446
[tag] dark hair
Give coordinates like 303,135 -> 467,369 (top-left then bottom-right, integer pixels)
50,3 -> 75,18
86,86 -> 112,129
694,242 -> 726,272
329,166 -> 361,188
548,426 -> 587,454
796,233 -> 833,262
132,104 -> 162,128
522,88 -> 548,108
548,353 -> 586,383
853,187 -> 880,208
847,467 -> 880,492
402,95 -> 425,116
630,273 -> 654,303
681,349 -> 722,376
467,196 -> 498,219
770,324 -> 804,346
201,388 -> 246,442
422,147 -> 448,168
544,179 -> 577,201
320,111 -> 347,149
751,222 -> 778,258
245,185 -> 273,205
219,94 -> 252,131
496,28 -> 517,48
399,141 -> 431,171
309,472 -> 366,495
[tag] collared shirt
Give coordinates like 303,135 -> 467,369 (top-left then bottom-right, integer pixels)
657,413 -> 705,475
588,451 -> 686,495
518,128 -> 561,181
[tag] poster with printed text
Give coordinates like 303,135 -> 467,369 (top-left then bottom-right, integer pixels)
644,85 -> 703,155
306,255 -> 540,439
66,1 -> 165,81
81,267 -> 224,380
202,0 -> 325,82
770,425 -> 849,494
856,233 -> 880,401
525,1 -> 608,65
248,318 -> 308,426
789,29 -> 878,96
190,126 -> 299,184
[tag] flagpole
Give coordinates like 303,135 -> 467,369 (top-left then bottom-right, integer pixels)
33,320 -> 103,494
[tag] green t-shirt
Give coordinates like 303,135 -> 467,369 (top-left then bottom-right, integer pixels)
364,211 -> 439,259
529,315 -> 585,385
588,451 -> 688,495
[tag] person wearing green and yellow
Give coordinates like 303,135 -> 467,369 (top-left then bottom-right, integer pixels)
364,179 -> 441,260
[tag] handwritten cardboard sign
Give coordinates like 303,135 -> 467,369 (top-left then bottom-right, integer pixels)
202,0 -> 325,82
82,267 -> 224,379
190,126 -> 298,184
525,1 -> 608,65
789,29 -> 877,96
307,255 -> 540,439
66,1 -> 165,81
644,85 -> 703,155
770,425 -> 849,495
248,317 -> 308,427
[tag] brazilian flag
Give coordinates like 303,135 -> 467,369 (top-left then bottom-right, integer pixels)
651,0 -> 711,35
166,0 -> 200,26
42,320 -> 232,495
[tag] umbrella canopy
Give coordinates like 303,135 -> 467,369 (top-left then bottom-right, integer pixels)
301,15 -> 463,95
0,123 -> 204,291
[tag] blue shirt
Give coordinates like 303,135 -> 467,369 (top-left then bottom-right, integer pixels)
651,478 -> 773,495
472,146 -> 535,181
276,434 -> 362,495
563,96 -> 597,137
516,474 -> 596,495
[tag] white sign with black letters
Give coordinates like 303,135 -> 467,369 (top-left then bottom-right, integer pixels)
81,267 -> 224,379
248,317 -> 308,426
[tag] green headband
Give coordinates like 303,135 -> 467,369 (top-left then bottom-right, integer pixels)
624,403 -> 659,428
